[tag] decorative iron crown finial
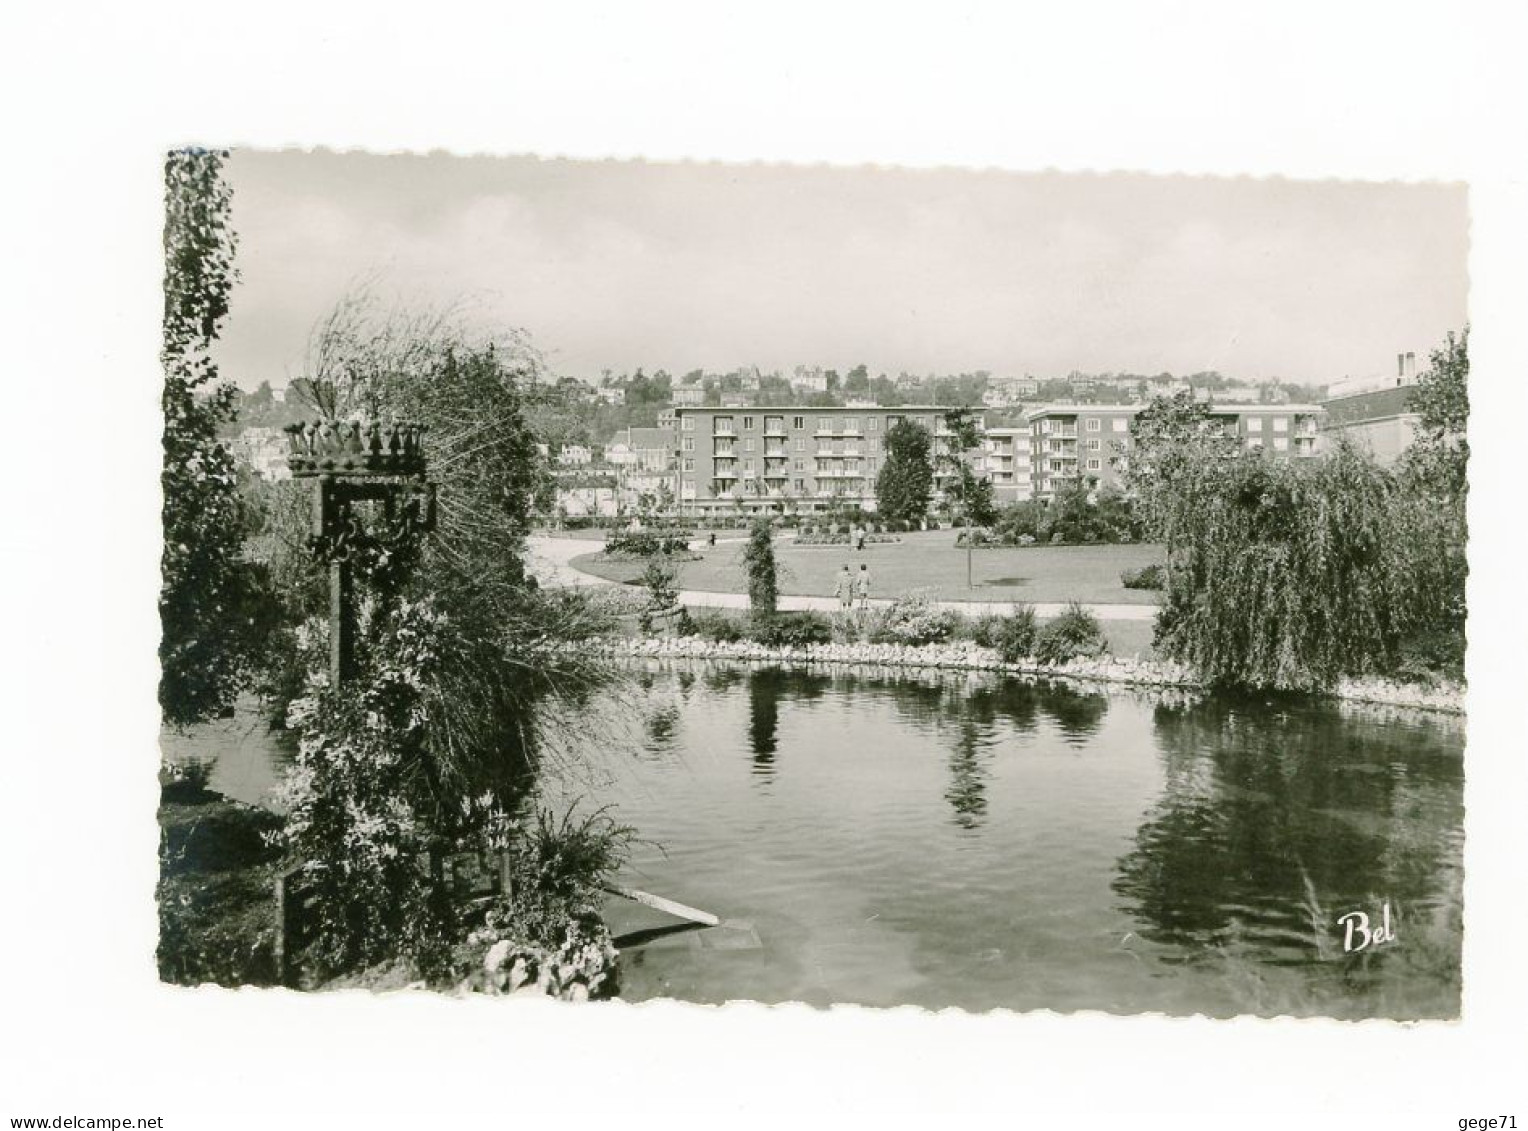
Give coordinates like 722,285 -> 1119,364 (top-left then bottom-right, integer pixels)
284,420 -> 429,477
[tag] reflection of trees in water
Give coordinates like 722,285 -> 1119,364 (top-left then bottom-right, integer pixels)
701,667 -> 745,694
746,668 -> 784,776
874,672 -> 1102,831
945,719 -> 990,830
1113,694 -> 1464,960
644,703 -> 681,753
1039,682 -> 1109,741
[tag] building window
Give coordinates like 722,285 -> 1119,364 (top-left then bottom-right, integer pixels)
715,416 -> 734,433
742,416 -> 755,430
1086,418 -> 1101,432
792,415 -> 805,430
682,458 -> 694,471
1274,437 -> 1289,451
794,459 -> 804,471
888,415 -> 903,428
1087,439 -> 1100,451
845,417 -> 858,431
1246,439 -> 1262,451
868,417 -> 879,430
682,417 -> 694,431
745,438 -> 755,452
1273,417 -> 1289,433
794,437 -> 805,451
682,437 -> 694,451
793,478 -> 806,491
1247,416 -> 1263,432
1087,458 -> 1101,470
1041,419 -> 1053,434
1111,418 -> 1127,432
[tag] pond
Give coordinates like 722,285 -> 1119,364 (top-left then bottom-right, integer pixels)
559,660 -> 1464,1019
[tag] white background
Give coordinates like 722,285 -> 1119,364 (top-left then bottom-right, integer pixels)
2,2 -> 1526,1127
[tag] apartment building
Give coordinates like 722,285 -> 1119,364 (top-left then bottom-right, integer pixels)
983,427 -> 1033,502
1319,352 -> 1423,466
670,405 -> 982,517
1026,403 -> 1323,500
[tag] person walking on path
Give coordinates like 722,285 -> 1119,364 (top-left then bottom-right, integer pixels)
855,563 -> 872,610
853,523 -> 866,552
834,564 -> 855,611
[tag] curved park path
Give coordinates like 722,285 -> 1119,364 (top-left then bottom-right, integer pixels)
527,535 -> 1159,622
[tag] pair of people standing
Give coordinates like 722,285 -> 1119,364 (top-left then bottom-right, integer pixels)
834,563 -> 872,611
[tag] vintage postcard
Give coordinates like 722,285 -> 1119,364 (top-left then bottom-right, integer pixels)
155,149 -> 1469,1021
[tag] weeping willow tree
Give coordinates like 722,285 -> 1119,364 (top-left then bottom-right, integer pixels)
278,288 -> 615,779
1153,440 -> 1463,690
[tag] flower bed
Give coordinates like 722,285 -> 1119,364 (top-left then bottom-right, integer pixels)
793,532 -> 901,547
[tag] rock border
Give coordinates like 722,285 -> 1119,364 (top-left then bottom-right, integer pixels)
570,635 -> 1464,716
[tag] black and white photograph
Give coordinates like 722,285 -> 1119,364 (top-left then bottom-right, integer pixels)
156,150 -> 1468,1018
6,5 -> 1527,1127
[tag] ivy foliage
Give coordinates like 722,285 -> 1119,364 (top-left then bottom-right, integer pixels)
742,518 -> 779,618
160,149 -> 275,725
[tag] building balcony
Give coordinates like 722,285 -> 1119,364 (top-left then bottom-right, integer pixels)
713,427 -> 737,438
714,469 -> 739,480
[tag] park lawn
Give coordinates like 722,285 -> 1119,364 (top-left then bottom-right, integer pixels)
571,531 -> 1165,606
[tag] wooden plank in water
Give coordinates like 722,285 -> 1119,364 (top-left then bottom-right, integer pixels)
603,884 -> 721,927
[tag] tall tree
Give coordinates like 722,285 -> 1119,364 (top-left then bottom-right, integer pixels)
1124,391 -> 1239,580
941,408 -> 996,587
875,418 -> 934,524
160,149 -> 266,725
742,518 -> 779,620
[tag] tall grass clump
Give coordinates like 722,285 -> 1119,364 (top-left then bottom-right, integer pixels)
1034,603 -> 1106,666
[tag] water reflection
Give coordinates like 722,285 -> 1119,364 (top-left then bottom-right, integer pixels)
1113,694 -> 1464,969
944,720 -> 991,830
746,668 -> 783,775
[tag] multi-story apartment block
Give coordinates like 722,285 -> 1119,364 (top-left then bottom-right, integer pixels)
1318,352 -> 1423,466
670,405 -> 984,517
982,427 -> 1033,502
1026,402 -> 1323,500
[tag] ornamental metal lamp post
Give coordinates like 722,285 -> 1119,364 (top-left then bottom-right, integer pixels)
284,419 -> 437,687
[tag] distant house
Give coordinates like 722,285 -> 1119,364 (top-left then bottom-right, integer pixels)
672,385 -> 707,406
790,367 -> 829,394
230,426 -> 289,481
556,444 -> 593,467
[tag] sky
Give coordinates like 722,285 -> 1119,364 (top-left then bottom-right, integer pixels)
216,150 -> 1469,389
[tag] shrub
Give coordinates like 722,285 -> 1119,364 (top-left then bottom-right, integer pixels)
870,593 -> 959,646
992,606 -> 1039,663
639,559 -> 680,610
1034,603 -> 1107,666
750,610 -> 833,647
961,612 -> 1006,649
684,608 -> 746,642
1121,564 -> 1166,590
603,529 -> 695,558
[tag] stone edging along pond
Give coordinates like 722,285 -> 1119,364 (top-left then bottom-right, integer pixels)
569,635 -> 1465,716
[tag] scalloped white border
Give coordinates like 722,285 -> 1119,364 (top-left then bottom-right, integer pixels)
4,2 -> 1527,1127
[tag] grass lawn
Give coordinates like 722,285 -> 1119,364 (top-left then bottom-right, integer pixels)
572,531 -> 1165,607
